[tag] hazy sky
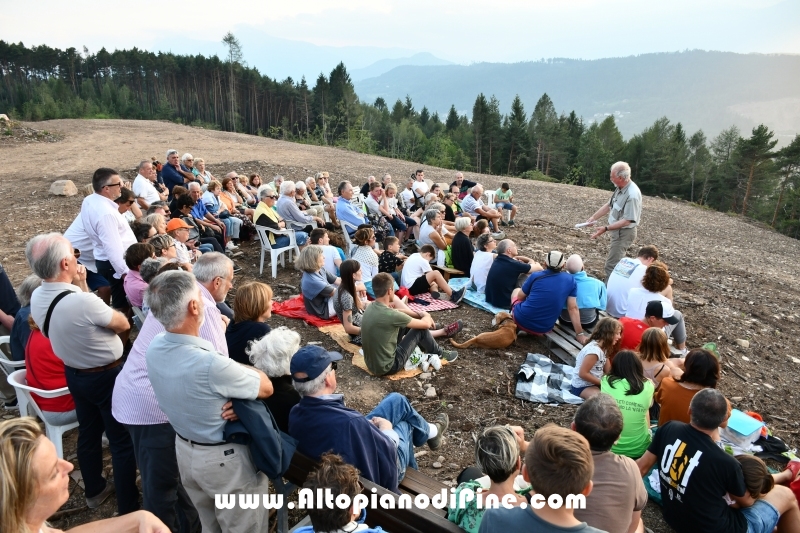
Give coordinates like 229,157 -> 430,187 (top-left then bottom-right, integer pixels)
2,0 -> 798,68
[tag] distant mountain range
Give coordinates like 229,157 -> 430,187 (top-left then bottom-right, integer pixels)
152,30 -> 452,83
353,51 -> 800,141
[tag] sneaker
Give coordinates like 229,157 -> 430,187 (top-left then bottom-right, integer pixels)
450,287 -> 466,304
491,231 -> 506,240
444,320 -> 463,337
508,220 -> 515,226
427,413 -> 449,451
3,398 -> 19,411
430,291 -> 448,301
225,242 -> 239,251
440,350 -> 458,363
499,220 -> 508,226
86,479 -> 115,509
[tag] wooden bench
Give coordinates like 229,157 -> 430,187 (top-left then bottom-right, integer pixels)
276,451 -> 462,533
432,264 -> 464,281
543,312 -> 608,366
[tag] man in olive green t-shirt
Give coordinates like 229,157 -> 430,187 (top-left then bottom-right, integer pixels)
361,273 -> 457,376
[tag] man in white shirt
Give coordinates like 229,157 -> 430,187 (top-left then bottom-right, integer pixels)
461,184 -> 503,234
132,160 -> 167,210
81,168 -> 137,314
411,169 -> 429,202
400,177 -> 417,209
605,245 -> 661,318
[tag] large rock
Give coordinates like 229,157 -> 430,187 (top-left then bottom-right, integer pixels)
49,180 -> 78,196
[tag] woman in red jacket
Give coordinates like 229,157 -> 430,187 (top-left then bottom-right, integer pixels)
24,317 -> 76,425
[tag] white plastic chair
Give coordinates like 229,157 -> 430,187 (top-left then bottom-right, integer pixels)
0,335 -> 25,400
8,369 -> 78,459
256,225 -> 300,279
340,220 -> 359,254
484,190 -> 497,208
285,218 -> 318,232
483,189 -> 510,222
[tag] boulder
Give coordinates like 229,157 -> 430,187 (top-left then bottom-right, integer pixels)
49,180 -> 78,196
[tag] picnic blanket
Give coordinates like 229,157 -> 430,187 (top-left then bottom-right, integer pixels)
447,277 -> 509,315
514,353 -> 583,404
272,295 -> 340,327
406,292 -> 459,314
318,324 -> 447,381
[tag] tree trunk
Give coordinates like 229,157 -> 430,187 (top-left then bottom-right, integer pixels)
741,162 -> 756,215
772,179 -> 787,228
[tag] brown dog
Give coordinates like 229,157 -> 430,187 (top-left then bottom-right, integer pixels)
450,311 -> 517,349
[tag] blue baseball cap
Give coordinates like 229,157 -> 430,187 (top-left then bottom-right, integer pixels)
290,345 -> 343,382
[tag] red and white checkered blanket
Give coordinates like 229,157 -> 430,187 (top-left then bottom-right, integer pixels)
406,292 -> 459,313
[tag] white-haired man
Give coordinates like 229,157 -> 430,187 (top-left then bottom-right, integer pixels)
587,161 -> 643,279
111,252 -> 234,532
461,184 -> 503,236
558,254 -> 607,331
27,233 -> 138,514
277,181 -> 324,233
288,344 -> 449,494
296,180 -> 325,220
146,270 -> 273,533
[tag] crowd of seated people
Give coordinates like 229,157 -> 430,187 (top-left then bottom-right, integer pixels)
5,163 -> 800,533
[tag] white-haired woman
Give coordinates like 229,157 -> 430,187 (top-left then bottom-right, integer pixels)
194,157 -> 214,185
181,153 -> 198,178
450,217 -> 475,276
247,327 -> 301,432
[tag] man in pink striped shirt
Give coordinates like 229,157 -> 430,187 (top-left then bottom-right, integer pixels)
112,253 -> 232,533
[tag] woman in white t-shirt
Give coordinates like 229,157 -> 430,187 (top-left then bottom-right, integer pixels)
350,227 -> 380,282
470,233 -> 497,293
569,317 -> 622,399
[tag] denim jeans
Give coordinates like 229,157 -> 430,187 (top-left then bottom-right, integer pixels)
389,216 -> 408,233
366,392 -> 430,481
127,423 -> 201,533
95,259 -> 128,310
65,364 -> 139,514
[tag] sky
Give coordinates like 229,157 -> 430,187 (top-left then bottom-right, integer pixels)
2,0 -> 798,79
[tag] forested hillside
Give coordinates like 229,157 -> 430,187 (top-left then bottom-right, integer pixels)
354,51 -> 800,140
1,40 -> 799,238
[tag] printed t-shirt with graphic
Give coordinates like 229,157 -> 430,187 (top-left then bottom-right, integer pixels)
648,421 -> 747,533
605,257 -> 646,318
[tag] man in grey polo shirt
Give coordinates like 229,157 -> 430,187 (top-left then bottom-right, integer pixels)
145,270 -> 274,533
27,232 -> 138,514
587,161 -> 643,279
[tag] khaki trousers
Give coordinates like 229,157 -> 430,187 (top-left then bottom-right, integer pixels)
175,437 -> 269,533
604,227 -> 638,279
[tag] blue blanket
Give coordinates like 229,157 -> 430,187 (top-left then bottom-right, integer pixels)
448,277 -> 509,315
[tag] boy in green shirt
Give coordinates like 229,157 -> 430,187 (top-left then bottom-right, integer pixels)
494,183 -> 517,226
361,273 -> 457,376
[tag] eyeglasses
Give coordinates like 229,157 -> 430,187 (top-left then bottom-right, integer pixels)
185,158 -> 193,162
106,182 -> 122,188
73,249 -> 81,259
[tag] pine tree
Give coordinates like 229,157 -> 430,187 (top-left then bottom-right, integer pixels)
739,124 -> 778,216
445,105 -> 459,131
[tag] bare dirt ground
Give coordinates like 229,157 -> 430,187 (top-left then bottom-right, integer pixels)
2,119 -> 800,532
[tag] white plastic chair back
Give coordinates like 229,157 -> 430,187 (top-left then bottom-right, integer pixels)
8,369 -> 78,459
256,225 -> 299,279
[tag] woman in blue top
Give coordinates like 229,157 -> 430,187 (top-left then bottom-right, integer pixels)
298,245 -> 341,319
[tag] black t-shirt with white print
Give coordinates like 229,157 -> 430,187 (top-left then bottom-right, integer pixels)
648,421 -> 747,533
